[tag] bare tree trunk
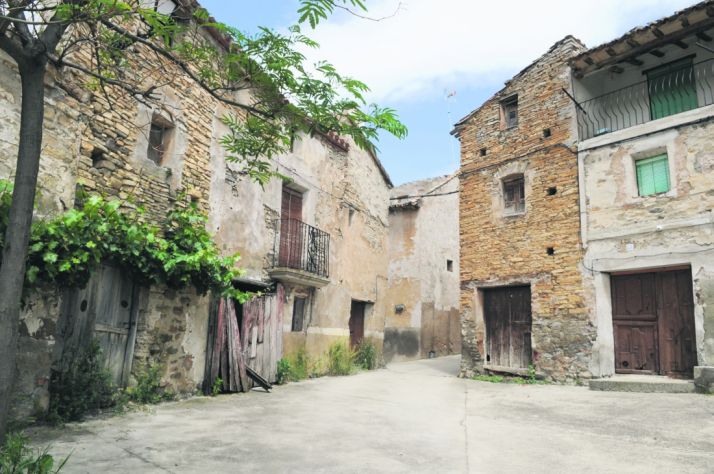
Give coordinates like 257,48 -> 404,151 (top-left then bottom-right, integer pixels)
0,61 -> 46,444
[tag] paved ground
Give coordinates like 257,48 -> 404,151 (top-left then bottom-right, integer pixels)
28,356 -> 714,473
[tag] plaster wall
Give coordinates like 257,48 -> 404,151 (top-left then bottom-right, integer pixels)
580,117 -> 714,377
385,175 -> 460,362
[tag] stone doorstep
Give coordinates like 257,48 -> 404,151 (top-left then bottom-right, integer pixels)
589,374 -> 695,394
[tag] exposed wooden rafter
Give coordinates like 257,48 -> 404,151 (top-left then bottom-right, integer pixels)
626,57 -> 644,66
650,49 -> 665,58
696,31 -> 713,42
672,39 -> 689,49
609,66 -> 624,74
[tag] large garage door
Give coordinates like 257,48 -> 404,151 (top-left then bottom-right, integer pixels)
483,286 -> 532,369
611,268 -> 696,377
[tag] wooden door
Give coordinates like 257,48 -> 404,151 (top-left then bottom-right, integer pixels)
611,269 -> 696,377
611,273 -> 658,373
57,265 -> 138,386
279,187 -> 303,268
483,286 -> 532,369
656,270 -> 696,377
349,301 -> 365,349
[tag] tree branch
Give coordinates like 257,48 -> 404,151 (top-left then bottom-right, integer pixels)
0,30 -> 25,62
334,2 -> 403,22
99,19 -> 276,119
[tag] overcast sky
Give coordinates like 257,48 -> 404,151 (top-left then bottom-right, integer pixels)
201,0 -> 696,185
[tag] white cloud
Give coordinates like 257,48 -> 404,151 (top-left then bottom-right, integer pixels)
302,0 -> 696,103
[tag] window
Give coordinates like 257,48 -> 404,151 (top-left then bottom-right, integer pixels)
647,58 -> 697,120
292,297 -> 306,332
147,116 -> 173,165
503,175 -> 525,214
636,154 -> 670,196
501,95 -> 519,129
446,260 -> 454,272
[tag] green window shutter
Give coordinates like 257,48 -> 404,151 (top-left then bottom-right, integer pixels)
647,58 -> 698,120
636,154 -> 670,196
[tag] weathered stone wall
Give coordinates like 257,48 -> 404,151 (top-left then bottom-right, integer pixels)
579,117 -> 714,377
456,37 -> 593,382
385,175 -> 460,362
131,286 -> 210,394
10,290 -> 62,422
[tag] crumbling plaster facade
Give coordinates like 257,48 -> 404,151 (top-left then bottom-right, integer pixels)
208,108 -> 391,361
384,174 -> 460,362
578,113 -> 714,378
455,37 -> 594,382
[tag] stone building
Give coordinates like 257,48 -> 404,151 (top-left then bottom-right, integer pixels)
453,37 -> 592,382
570,2 -> 714,387
1,0 -> 391,421
384,174 -> 460,362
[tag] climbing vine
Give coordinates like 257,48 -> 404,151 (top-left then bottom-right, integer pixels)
0,181 -> 247,301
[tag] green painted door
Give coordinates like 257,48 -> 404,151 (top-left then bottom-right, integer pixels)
647,58 -> 698,120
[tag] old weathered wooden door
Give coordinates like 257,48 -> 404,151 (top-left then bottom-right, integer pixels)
349,301 -> 366,348
611,269 -> 696,377
483,286 -> 532,369
58,266 -> 138,386
279,187 -> 303,268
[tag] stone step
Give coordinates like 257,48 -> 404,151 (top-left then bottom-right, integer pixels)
589,374 -> 695,394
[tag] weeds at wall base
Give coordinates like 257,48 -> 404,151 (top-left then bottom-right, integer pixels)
0,433 -> 68,473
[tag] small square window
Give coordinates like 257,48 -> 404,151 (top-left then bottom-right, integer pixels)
500,95 -> 519,129
503,175 -> 525,214
292,297 -> 306,332
447,260 -> 453,272
147,116 -> 173,165
636,154 -> 670,196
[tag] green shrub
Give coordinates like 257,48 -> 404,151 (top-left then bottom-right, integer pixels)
125,363 -> 175,404
0,433 -> 68,474
47,340 -> 116,424
210,377 -> 224,396
291,348 -> 309,380
276,359 -> 291,385
354,341 -> 378,370
327,340 -> 355,376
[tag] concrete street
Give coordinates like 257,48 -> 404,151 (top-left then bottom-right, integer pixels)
29,356 -> 714,473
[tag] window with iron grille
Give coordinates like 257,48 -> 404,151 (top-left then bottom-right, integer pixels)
503,175 -> 525,214
501,95 -> 519,129
636,154 -> 670,196
292,297 -> 306,332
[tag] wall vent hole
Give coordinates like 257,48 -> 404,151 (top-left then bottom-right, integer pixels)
546,247 -> 555,256
90,149 -> 105,167
547,187 -> 557,196
543,128 -> 552,138
80,300 -> 88,312
479,148 -> 487,157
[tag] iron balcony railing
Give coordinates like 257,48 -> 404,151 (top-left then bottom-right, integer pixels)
577,58 -> 714,140
272,218 -> 330,278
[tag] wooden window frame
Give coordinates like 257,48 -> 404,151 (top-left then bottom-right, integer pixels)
500,95 -> 519,130
503,175 -> 525,215
147,114 -> 174,165
291,296 -> 306,332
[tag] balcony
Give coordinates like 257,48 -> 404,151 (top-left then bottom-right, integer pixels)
576,58 -> 714,140
269,218 -> 330,288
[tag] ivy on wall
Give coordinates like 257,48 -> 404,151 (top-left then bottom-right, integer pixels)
0,180 -> 248,301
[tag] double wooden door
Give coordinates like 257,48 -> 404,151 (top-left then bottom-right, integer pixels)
483,286 -> 532,369
611,269 -> 696,377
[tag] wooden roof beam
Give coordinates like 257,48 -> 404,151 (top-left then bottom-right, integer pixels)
626,57 -> 644,66
672,39 -> 689,49
696,31 -> 713,42
650,49 -> 665,58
